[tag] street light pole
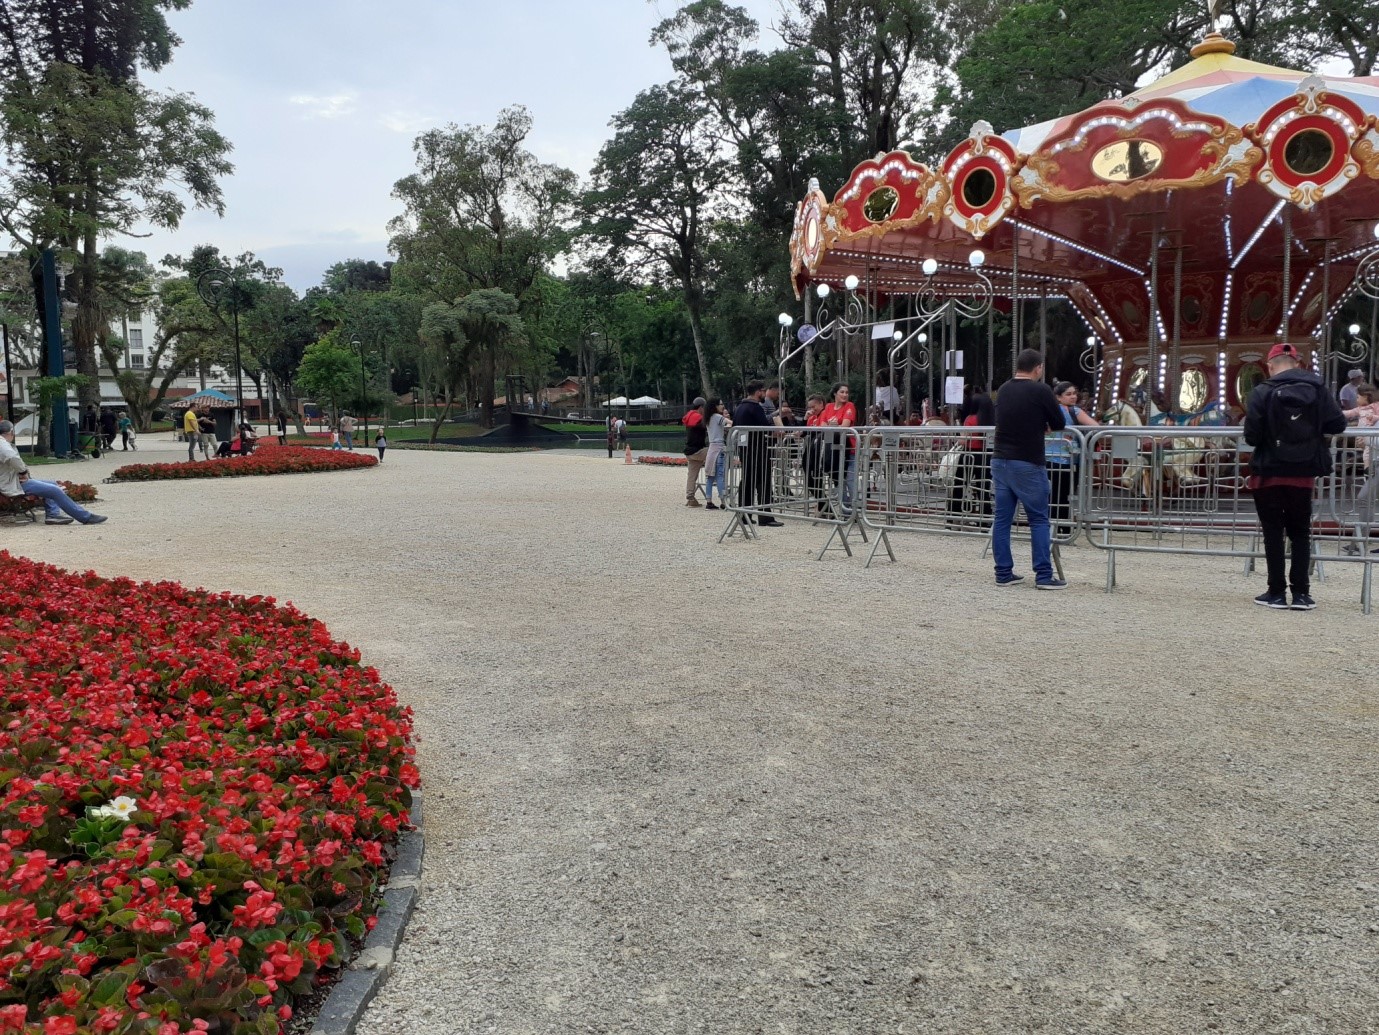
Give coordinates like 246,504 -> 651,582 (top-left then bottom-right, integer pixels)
196,267 -> 245,428
350,336 -> 367,442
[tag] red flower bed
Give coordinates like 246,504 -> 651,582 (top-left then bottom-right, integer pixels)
110,448 -> 376,483
0,553 -> 417,1033
635,455 -> 688,467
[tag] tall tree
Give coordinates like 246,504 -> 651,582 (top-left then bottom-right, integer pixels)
583,83 -> 735,399
0,1 -> 232,414
389,106 -> 575,425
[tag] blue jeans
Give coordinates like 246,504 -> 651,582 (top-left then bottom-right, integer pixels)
837,455 -> 857,512
341,431 -> 353,449
991,458 -> 1054,582
20,479 -> 94,522
704,449 -> 726,503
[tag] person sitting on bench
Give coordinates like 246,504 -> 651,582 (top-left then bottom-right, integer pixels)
0,420 -> 108,525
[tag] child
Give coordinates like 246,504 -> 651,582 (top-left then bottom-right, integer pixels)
375,429 -> 387,463
331,430 -> 341,450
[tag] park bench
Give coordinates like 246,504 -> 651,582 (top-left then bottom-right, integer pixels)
0,490 -> 38,524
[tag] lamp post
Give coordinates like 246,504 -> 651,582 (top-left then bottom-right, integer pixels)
196,267 -> 245,427
350,336 -> 368,442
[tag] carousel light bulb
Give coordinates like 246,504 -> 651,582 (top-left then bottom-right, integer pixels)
844,275 -> 860,291
816,283 -> 831,299
1086,335 -> 1096,347
968,249 -> 985,268
778,312 -> 793,327
921,258 -> 939,276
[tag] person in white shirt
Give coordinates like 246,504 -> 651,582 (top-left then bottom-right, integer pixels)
1340,369 -> 1365,411
0,420 -> 107,525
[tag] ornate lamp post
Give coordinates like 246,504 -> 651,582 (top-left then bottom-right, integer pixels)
350,336 -> 368,442
196,268 -> 245,427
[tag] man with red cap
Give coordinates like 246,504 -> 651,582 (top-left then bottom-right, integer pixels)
1243,342 -> 1347,610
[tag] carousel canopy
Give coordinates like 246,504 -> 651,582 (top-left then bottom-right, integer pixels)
790,33 -> 1379,356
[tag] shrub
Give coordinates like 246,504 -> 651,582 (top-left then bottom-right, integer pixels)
0,553 -> 417,1032
635,455 -> 688,467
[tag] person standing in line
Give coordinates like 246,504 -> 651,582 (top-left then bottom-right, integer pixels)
991,349 -> 1067,590
732,381 -> 782,526
0,421 -> 107,524
1046,381 -> 1098,538
761,381 -> 782,424
276,410 -> 288,446
703,398 -> 730,510
339,413 -> 356,450
117,411 -> 136,451
1342,384 -> 1378,555
98,408 -> 116,450
615,415 -> 628,450
606,415 -> 616,459
820,382 -> 858,513
375,429 -> 387,462
1340,368 -> 1365,411
681,397 -> 708,508
1244,342 -> 1347,609
183,406 -> 200,462
801,394 -> 831,514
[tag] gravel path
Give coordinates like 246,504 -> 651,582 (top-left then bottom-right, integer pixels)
9,436 -> 1379,1034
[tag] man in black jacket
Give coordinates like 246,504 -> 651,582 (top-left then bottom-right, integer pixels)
732,381 -> 782,526
1243,341 -> 1348,610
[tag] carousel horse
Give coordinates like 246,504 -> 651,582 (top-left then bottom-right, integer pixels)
1146,400 -> 1232,488
1099,399 -> 1153,494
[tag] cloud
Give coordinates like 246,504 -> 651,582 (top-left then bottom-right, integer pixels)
379,111 -> 435,134
288,93 -> 357,120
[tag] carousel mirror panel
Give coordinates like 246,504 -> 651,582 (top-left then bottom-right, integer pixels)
1178,369 -> 1208,411
1236,363 -> 1266,403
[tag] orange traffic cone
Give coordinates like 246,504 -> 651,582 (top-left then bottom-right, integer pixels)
624,442 -> 633,464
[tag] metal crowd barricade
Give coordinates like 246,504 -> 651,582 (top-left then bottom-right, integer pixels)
1080,426 -> 1378,612
856,424 -> 1084,569
718,425 -> 867,558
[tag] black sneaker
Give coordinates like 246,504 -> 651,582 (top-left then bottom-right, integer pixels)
995,573 -> 1026,587
45,515 -> 74,525
705,502 -> 719,510
81,514 -> 108,525
1036,578 -> 1068,591
1253,592 -> 1288,609
1290,593 -> 1316,611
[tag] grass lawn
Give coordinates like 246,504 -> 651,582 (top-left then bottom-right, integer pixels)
285,422 -> 486,444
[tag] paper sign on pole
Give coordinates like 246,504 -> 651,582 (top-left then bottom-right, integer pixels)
944,376 -> 966,405
944,350 -> 965,370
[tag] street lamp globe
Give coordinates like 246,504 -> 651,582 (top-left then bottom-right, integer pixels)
921,258 -> 939,276
778,312 -> 793,327
1350,323 -> 1362,335
844,275 -> 859,291
815,283 -> 830,299
969,249 -> 985,268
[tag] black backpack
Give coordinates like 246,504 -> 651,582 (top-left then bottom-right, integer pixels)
1266,379 -> 1321,464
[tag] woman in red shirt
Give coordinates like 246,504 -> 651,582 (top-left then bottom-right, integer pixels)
820,383 -> 857,513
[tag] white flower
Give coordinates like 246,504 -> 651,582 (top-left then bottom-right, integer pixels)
105,796 -> 138,820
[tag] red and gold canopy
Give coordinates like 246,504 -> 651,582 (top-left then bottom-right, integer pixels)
790,35 -> 1379,363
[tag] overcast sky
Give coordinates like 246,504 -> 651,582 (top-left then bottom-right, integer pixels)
134,1 -> 783,293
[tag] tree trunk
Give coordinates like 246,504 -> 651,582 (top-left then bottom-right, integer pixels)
685,299 -> 712,400
73,229 -> 102,414
478,348 -> 496,427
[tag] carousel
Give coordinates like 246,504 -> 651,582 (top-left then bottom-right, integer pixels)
787,27 -> 1379,424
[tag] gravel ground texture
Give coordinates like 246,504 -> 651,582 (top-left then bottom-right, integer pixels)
7,435 -> 1378,1035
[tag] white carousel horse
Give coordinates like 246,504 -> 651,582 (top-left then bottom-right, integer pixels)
1100,399 -> 1152,493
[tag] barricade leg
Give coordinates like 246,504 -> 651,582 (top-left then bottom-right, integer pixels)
1363,560 -> 1373,615
864,527 -> 895,567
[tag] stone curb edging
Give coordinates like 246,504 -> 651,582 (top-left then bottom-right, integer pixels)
308,787 -> 425,1035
